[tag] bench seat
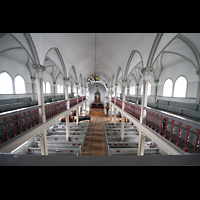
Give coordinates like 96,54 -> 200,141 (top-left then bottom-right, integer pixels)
108,147 -> 159,156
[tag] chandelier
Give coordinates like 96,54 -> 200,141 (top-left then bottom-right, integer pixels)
88,33 -> 100,82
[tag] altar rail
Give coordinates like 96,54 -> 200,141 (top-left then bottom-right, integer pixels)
0,97 -> 86,146
112,97 -> 200,154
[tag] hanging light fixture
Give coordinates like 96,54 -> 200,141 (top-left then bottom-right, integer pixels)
89,33 -> 100,82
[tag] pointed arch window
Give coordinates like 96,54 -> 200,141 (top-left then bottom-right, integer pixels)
60,85 -> 63,93
132,86 -> 136,95
15,75 -> 26,94
57,84 -> 61,93
173,76 -> 187,98
46,82 -> 51,94
0,72 -> 13,94
163,78 -> 173,97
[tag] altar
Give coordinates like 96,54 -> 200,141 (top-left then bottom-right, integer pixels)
91,88 -> 104,108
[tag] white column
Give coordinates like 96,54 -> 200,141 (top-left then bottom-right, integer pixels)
127,85 -> 130,95
114,84 -> 118,103
140,79 -> 149,124
84,86 -> 87,114
76,82 -> 79,104
39,131 -> 48,155
196,71 -> 200,104
33,64 -> 46,123
31,77 -> 36,101
140,67 -> 153,124
66,114 -> 69,141
138,132 -> 146,156
110,86 -> 113,120
114,84 -> 118,125
121,115 -> 125,141
53,82 -> 56,97
154,79 -> 159,104
64,82 -> 69,100
76,106 -> 79,125
136,84 -> 139,97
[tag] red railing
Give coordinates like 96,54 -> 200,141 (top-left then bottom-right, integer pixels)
144,106 -> 200,153
0,105 -> 41,144
112,97 -> 200,154
124,101 -> 141,121
116,99 -> 122,109
78,97 -> 83,103
69,98 -> 78,108
45,100 -> 67,120
0,96 -> 86,146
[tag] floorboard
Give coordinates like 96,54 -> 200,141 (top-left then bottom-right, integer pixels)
81,108 -> 116,155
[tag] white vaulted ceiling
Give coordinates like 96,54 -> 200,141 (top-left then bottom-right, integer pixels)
1,33 -> 200,87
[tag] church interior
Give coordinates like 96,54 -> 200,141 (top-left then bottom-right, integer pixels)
0,33 -> 200,166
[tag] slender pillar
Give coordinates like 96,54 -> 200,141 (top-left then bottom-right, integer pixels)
64,78 -> 69,110
39,131 -> 48,155
84,86 -> 87,114
121,79 -> 127,110
127,85 -> 130,95
154,79 -> 159,103
33,64 -> 46,123
66,114 -> 69,141
31,77 -> 36,101
114,84 -> 118,125
76,106 -> 79,125
114,108 -> 117,124
140,67 -> 153,124
196,71 -> 200,104
114,84 -> 118,104
121,115 -> 125,140
53,82 -> 56,97
76,82 -> 79,104
136,83 -> 139,97
138,132 -> 146,156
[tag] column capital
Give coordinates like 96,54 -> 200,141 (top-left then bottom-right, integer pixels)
141,67 -> 153,80
121,79 -> 127,87
32,64 -> 46,78
63,77 -> 70,85
154,79 -> 159,86
31,76 -> 36,83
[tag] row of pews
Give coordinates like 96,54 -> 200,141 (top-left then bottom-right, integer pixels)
27,122 -> 89,155
104,122 -> 159,156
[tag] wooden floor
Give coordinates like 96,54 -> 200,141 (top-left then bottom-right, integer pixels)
81,108 -> 112,155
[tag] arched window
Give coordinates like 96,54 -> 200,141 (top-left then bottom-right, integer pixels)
60,85 -> 63,93
46,82 -> 51,94
132,86 -> 136,95
0,72 -> 13,94
141,85 -> 143,95
14,75 -> 26,94
57,84 -> 60,93
173,76 -> 187,98
148,82 -> 151,96
163,78 -> 173,97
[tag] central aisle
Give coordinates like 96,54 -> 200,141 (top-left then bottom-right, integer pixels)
81,108 -> 109,155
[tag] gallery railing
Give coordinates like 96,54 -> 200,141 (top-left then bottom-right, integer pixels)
0,96 -> 86,146
111,97 -> 200,154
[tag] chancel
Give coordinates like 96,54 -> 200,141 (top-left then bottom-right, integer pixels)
1,33 -> 200,166
91,86 -> 104,108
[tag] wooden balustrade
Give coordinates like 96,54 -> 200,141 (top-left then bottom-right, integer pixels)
0,96 -> 86,146
112,98 -> 200,154
0,105 -> 41,144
